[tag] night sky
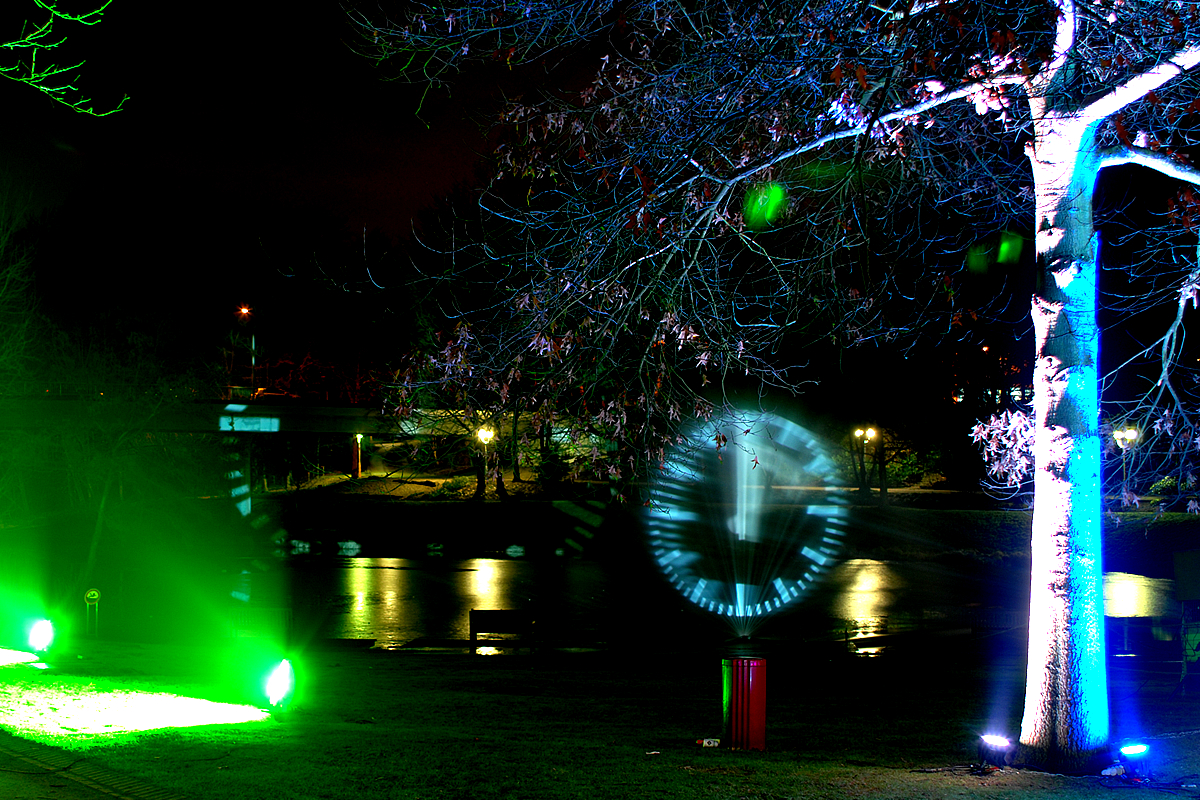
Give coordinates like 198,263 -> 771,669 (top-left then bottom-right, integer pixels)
1,1 -> 1063,448
4,2 -> 497,362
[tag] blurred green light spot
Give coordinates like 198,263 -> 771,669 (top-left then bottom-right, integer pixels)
28,620 -> 53,652
744,183 -> 786,229
966,244 -> 991,273
266,659 -> 294,707
997,231 -> 1023,264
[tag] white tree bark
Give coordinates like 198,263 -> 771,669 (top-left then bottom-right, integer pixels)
1021,111 -> 1109,769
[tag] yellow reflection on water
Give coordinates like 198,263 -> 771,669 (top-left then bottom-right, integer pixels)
468,559 -> 501,608
1104,572 -> 1175,618
340,558 -> 414,643
832,559 -> 902,625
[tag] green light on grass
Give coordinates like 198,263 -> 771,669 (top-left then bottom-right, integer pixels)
266,659 -> 294,708
0,648 -> 37,666
743,183 -> 786,229
28,620 -> 53,652
0,681 -> 270,737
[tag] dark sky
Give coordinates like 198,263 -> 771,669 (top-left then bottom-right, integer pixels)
3,2 -> 495,359
2,2 -> 1037,425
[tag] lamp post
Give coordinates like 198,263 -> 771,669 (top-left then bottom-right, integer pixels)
854,427 -> 876,492
477,427 -> 495,461
237,305 -> 256,394
475,427 -> 496,500
1113,426 -> 1138,489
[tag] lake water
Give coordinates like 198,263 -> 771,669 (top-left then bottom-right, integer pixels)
279,556 -> 1181,656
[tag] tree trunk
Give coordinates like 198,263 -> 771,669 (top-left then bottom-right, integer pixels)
1019,112 -> 1110,772
82,472 -> 114,588
873,434 -> 888,506
472,450 -> 486,500
511,408 -> 522,482
495,460 -> 509,499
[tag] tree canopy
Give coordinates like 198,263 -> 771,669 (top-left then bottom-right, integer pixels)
353,0 -> 1200,770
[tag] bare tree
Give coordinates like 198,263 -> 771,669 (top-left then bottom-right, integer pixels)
3,0 -> 125,115
354,0 -> 1200,769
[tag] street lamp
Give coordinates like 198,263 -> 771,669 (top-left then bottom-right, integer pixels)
854,427 -> 876,491
1113,426 -> 1138,489
1113,426 -> 1138,449
236,305 -> 256,394
477,427 -> 495,460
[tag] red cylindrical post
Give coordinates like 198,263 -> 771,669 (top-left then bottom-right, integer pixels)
722,656 -> 766,750
350,434 -> 362,479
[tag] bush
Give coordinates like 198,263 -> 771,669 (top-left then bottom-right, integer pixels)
428,475 -> 473,498
1149,476 -> 1179,495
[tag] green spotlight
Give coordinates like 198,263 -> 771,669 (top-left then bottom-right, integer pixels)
996,231 -> 1024,264
28,620 -> 53,652
266,659 -> 294,709
743,183 -> 786,229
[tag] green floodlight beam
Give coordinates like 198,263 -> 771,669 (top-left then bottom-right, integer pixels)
28,620 -> 54,652
0,682 -> 270,737
0,648 -> 38,667
266,659 -> 295,708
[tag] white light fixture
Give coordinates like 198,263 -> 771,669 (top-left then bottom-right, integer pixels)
266,659 -> 295,709
978,734 -> 1014,768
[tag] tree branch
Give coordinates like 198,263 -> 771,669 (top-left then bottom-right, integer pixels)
1082,43 -> 1200,123
1098,145 -> 1200,185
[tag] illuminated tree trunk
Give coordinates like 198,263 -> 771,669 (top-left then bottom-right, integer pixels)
1020,111 -> 1109,772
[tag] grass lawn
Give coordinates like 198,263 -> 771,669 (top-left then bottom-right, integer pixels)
5,630 -> 1200,799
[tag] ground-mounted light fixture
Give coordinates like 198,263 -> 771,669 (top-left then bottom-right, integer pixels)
265,659 -> 295,712
1106,741 -> 1152,780
978,734 -> 1015,768
28,619 -> 54,653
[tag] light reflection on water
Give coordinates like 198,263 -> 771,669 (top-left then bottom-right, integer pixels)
296,557 -> 605,649
828,559 -> 903,645
813,560 -> 1178,656
1104,572 -> 1177,618
292,557 -> 1178,653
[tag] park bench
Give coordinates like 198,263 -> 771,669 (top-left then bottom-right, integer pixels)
469,609 -> 535,654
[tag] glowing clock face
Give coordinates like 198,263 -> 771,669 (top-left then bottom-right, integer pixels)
643,410 -> 848,633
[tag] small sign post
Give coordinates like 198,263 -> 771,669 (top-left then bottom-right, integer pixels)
84,588 -> 101,636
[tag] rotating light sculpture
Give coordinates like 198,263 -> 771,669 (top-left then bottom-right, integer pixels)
644,410 -> 847,635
